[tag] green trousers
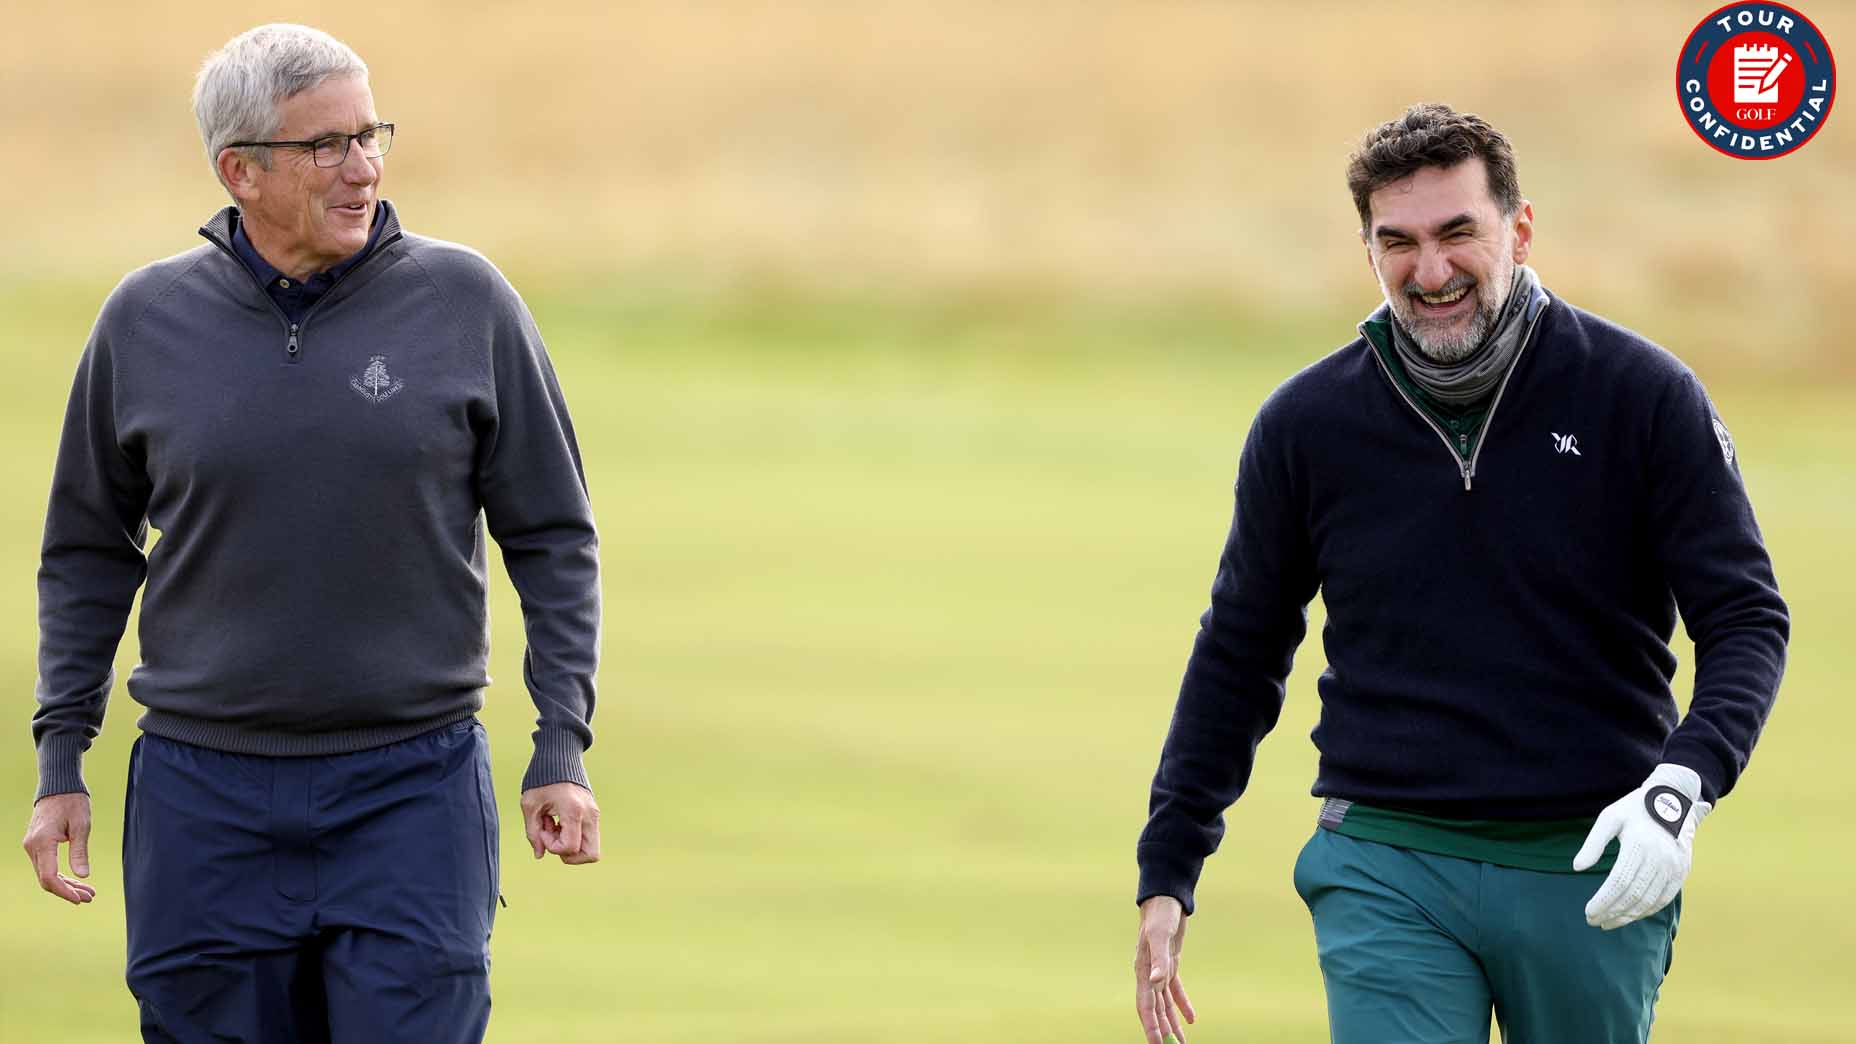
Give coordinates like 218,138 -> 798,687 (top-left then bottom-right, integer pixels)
1292,829 -> 1680,1044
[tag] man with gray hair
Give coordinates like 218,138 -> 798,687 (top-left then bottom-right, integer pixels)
1131,103 -> 1787,1043
21,23 -> 602,1041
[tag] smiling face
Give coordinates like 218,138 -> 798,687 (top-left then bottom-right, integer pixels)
1364,158 -> 1533,363
218,74 -> 382,280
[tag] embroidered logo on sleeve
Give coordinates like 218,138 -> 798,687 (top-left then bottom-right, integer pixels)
1712,417 -> 1736,465
349,355 -> 405,403
1551,432 -> 1582,455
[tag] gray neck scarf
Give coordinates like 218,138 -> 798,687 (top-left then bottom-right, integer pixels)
1390,264 -> 1542,406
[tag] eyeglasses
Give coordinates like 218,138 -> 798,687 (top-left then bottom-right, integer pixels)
224,123 -> 395,168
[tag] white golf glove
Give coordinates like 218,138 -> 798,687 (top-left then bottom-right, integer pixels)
1573,763 -> 1711,931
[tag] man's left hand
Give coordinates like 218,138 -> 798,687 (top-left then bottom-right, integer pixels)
1574,763 -> 1709,930
520,782 -> 600,865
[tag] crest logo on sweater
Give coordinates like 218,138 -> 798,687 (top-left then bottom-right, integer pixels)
1677,3 -> 1836,159
1551,432 -> 1582,456
1712,418 -> 1736,465
349,355 -> 405,403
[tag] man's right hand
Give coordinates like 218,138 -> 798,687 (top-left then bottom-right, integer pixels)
1134,894 -> 1196,1044
22,793 -> 96,905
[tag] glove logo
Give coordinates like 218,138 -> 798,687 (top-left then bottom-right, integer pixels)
1653,792 -> 1683,822
1644,785 -> 1692,838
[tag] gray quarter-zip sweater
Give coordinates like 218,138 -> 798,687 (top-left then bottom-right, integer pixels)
33,201 -> 600,800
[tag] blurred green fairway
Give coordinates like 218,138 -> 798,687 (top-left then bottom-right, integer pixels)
1,280 -> 1849,1041
7,1 -> 1855,1038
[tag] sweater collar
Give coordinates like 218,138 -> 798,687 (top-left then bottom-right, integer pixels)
201,198 -> 405,268
229,203 -> 387,290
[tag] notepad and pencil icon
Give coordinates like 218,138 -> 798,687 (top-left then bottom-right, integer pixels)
1732,44 -> 1791,104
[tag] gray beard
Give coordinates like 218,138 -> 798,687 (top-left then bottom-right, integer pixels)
1385,257 -> 1515,363
1386,264 -> 1542,407
1407,297 -> 1496,363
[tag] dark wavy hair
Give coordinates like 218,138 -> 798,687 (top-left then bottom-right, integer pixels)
1346,103 -> 1522,234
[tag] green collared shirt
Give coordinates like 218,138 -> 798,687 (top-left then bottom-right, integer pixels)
1360,315 -> 1491,461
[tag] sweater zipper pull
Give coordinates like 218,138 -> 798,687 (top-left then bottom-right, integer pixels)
286,323 -> 301,360
1460,460 -> 1472,491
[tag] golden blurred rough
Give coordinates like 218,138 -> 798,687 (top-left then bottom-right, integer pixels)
3,0 -> 1850,371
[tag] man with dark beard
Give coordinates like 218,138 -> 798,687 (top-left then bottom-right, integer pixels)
1129,104 -> 1787,1044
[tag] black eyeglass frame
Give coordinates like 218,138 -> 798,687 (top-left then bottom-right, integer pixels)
223,123 -> 395,168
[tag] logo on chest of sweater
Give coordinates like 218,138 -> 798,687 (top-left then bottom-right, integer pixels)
349,355 -> 405,404
1551,432 -> 1582,455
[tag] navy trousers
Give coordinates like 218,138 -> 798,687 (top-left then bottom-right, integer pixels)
122,720 -> 499,1044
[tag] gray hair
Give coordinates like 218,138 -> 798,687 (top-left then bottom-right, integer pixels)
193,24 -> 368,191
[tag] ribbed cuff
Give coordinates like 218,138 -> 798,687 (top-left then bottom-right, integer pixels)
35,734 -> 91,803
1659,740 -> 1730,803
521,726 -> 591,793
1136,845 -> 1203,917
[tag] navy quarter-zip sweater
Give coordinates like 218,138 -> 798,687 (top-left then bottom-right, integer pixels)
1137,294 -> 1788,913
32,201 -> 601,800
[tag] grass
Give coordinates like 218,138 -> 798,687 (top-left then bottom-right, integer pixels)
3,3 -> 1852,1036
0,280 -> 1849,1041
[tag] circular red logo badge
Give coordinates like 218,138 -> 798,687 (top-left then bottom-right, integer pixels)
1678,3 -> 1836,159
